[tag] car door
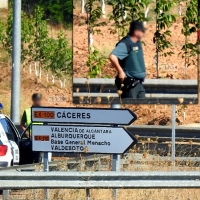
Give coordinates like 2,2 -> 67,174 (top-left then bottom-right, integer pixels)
19,124 -> 34,164
0,117 -> 20,165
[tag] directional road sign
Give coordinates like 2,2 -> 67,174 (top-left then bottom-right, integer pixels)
32,125 -> 137,154
31,107 -> 137,125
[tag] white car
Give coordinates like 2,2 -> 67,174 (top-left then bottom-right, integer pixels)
0,102 -> 52,167
0,114 -> 20,167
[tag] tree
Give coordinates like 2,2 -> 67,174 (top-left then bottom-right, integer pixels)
85,0 -> 106,52
153,0 -> 177,78
109,0 -> 152,39
180,0 -> 198,77
86,47 -> 106,78
47,32 -> 72,87
20,0 -> 73,26
0,3 -> 72,87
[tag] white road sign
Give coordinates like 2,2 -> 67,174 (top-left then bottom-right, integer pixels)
31,107 -> 137,125
32,125 -> 137,154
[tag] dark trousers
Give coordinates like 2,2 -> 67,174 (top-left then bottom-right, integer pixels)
115,77 -> 146,99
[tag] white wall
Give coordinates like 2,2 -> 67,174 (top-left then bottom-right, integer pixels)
0,0 -> 8,9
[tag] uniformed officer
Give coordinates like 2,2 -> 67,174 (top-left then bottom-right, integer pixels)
109,20 -> 146,99
21,93 -> 43,137
20,93 -> 43,164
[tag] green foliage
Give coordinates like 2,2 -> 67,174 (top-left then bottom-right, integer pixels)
153,0 -> 177,57
20,0 -> 73,26
180,0 -> 198,67
109,0 -> 152,38
0,5 -> 72,80
3,8 -> 13,55
28,6 -> 49,64
0,21 -> 6,46
39,0 -> 73,26
29,6 -> 72,78
126,0 -> 151,21
47,32 -> 72,78
85,0 -> 106,35
86,47 -> 107,78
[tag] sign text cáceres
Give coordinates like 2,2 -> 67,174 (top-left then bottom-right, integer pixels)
57,111 -> 91,119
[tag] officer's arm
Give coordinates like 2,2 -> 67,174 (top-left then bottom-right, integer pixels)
20,111 -> 27,131
109,42 -> 128,76
109,54 -> 124,74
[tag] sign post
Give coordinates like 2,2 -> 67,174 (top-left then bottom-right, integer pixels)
171,105 -> 176,166
86,187 -> 90,200
43,152 -> 49,200
111,104 -> 121,200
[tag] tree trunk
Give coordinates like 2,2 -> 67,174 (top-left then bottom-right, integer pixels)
89,32 -> 93,46
34,62 -> 38,76
101,0 -> 106,18
59,79 -> 63,88
29,63 -> 32,74
143,7 -> 149,25
46,72 -> 49,82
39,65 -> 42,79
89,31 -> 94,52
178,5 -> 182,16
123,10 -> 127,20
52,75 -> 55,84
81,0 -> 85,14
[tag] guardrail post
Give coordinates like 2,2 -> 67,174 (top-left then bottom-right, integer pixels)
3,190 -> 10,200
171,104 -> 176,165
44,152 -> 49,200
86,188 -> 91,200
111,104 -> 121,200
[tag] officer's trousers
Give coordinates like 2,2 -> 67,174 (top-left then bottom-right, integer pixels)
115,77 -> 146,99
125,82 -> 145,99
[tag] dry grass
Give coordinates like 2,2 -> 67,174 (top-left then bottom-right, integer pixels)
5,188 -> 200,200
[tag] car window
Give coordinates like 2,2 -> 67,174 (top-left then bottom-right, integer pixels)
0,118 -> 18,143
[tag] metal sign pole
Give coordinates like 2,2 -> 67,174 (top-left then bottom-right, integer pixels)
3,190 -> 10,200
171,105 -> 176,165
43,152 -> 49,200
111,104 -> 121,200
11,0 -> 21,123
86,188 -> 90,200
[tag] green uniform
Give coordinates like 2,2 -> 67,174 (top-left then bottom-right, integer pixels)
21,107 -> 43,163
111,35 -> 146,99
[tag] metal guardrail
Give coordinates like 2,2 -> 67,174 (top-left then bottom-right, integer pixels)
1,171 -> 200,189
73,78 -> 198,104
126,125 -> 200,141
